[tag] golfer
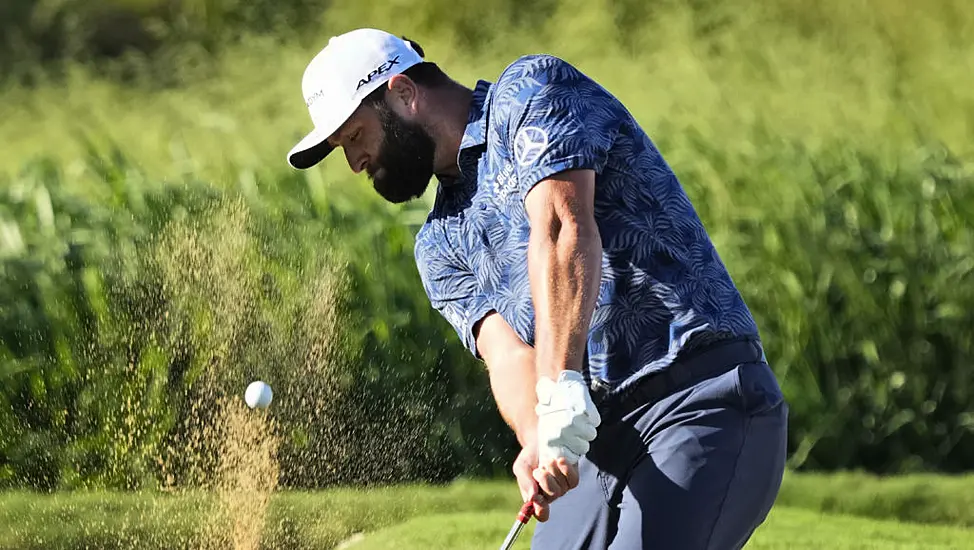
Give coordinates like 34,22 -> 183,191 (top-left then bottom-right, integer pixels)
285,28 -> 789,550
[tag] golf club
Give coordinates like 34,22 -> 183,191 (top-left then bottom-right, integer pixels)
499,498 -> 535,550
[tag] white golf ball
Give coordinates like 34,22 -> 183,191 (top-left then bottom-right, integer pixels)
245,380 -> 273,409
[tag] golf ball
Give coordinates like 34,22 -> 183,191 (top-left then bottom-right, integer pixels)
245,380 -> 273,409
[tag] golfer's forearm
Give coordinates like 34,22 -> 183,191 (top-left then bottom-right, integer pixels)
486,346 -> 539,447
528,213 -> 602,380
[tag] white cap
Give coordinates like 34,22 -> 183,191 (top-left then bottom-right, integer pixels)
286,28 -> 425,170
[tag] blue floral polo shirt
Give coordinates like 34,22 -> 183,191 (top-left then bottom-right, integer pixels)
413,54 -> 759,395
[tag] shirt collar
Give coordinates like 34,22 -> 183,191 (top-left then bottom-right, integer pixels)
460,79 -> 493,151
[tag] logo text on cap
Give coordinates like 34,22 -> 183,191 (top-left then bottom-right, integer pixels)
306,90 -> 326,108
357,56 -> 401,91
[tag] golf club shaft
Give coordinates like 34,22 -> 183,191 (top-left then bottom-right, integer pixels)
500,499 -> 535,550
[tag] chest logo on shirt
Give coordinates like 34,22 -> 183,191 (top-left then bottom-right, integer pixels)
513,126 -> 549,167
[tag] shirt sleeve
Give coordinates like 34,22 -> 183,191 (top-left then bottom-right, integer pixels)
414,231 -> 494,360
494,54 -> 623,199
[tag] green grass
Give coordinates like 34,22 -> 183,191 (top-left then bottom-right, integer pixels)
349,511 -> 534,550
0,481 -> 525,549
2,475 -> 974,549
745,507 -> 974,550
776,471 -> 974,527
353,508 -> 974,550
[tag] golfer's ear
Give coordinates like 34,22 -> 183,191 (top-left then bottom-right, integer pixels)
386,74 -> 419,111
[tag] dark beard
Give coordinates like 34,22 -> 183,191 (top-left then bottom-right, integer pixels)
369,106 -> 437,204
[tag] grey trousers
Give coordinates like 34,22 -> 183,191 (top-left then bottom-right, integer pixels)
532,339 -> 789,550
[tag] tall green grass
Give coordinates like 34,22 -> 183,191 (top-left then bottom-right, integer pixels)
0,150 -> 509,490
2,0 -> 974,489
2,0 -> 972,180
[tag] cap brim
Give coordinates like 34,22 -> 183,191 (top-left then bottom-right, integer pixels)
287,127 -> 335,170
287,99 -> 363,170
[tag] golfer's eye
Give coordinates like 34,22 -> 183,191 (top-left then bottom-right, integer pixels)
350,129 -> 361,143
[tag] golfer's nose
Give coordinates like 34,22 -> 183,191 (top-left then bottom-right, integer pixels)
344,147 -> 367,174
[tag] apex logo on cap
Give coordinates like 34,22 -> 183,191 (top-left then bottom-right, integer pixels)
357,55 -> 401,91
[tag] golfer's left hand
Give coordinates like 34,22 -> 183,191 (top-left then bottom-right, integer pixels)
534,370 -> 600,489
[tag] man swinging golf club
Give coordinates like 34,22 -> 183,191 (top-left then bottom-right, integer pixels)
285,28 -> 789,550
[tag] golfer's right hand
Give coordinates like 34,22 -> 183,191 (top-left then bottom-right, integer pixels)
513,445 -> 549,522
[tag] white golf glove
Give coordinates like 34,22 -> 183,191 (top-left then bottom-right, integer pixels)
535,370 -> 602,465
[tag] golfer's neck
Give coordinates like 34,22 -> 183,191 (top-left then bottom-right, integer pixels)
429,84 -> 474,178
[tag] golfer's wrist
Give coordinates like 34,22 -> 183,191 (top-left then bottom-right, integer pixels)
516,417 -> 538,448
535,357 -> 585,383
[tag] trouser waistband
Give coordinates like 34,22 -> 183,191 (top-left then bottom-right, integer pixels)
590,337 -> 766,423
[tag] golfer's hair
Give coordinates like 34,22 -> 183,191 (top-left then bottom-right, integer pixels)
363,36 -> 453,107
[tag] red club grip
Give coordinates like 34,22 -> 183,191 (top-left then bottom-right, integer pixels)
517,499 -> 535,523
